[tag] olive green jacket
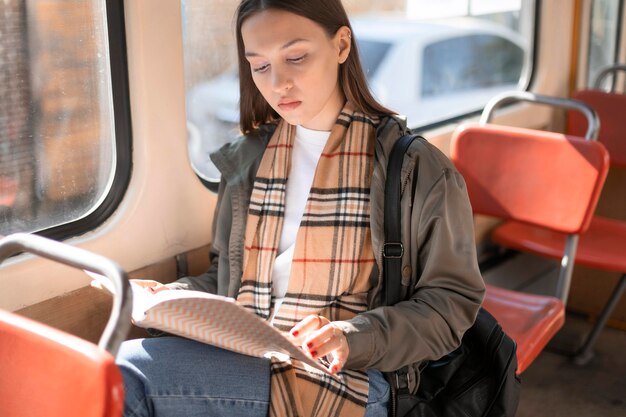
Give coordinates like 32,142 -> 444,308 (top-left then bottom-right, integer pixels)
170,116 -> 485,392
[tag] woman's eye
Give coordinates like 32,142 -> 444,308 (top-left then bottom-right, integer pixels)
288,55 -> 306,64
253,64 -> 269,73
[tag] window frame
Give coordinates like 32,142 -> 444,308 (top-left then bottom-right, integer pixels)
586,0 -> 624,90
35,0 -> 133,241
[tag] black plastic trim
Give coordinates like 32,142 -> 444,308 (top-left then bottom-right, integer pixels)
197,176 -> 220,193
37,0 -> 132,241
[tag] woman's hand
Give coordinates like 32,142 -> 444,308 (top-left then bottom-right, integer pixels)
290,315 -> 349,374
130,279 -> 171,294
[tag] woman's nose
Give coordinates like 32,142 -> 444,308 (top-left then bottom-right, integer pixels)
271,69 -> 293,92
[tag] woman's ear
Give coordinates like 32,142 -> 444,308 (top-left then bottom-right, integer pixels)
335,26 -> 352,64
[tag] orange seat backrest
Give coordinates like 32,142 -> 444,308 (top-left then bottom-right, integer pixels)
568,90 -> 626,168
451,124 -> 609,234
0,309 -> 124,417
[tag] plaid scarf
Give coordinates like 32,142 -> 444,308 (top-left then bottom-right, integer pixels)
237,103 -> 378,417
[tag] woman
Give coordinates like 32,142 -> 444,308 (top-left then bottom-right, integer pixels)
117,1 -> 485,416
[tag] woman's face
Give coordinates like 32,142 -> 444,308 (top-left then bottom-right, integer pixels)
241,9 -> 351,131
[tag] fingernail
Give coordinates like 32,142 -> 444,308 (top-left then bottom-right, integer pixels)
291,330 -> 299,337
306,342 -> 313,348
310,350 -> 317,357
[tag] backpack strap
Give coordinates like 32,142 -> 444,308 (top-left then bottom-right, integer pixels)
383,135 -> 521,417
383,133 -> 423,306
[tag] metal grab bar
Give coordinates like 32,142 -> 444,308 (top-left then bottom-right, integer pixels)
479,91 -> 600,141
0,233 -> 132,357
594,64 -> 626,90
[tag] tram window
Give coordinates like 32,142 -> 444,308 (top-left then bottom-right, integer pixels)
357,40 -> 392,80
182,0 -> 535,184
586,0 -> 621,88
422,35 -> 524,97
0,0 -> 117,236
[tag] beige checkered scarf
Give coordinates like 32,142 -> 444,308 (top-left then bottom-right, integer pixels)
237,103 -> 378,417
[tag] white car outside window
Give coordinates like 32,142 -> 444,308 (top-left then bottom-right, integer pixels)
186,17 -> 528,182
352,16 -> 527,126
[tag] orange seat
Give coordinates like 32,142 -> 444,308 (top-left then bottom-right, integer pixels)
491,86 -> 626,364
482,285 -> 565,374
0,233 -> 132,417
451,120 -> 609,373
568,90 -> 626,168
0,309 -> 125,417
494,217 -> 626,273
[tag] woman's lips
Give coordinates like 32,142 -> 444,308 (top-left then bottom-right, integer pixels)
278,100 -> 302,111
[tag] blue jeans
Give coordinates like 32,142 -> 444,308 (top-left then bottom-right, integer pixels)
117,337 -> 390,417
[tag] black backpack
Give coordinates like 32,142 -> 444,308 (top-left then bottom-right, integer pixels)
383,134 -> 521,417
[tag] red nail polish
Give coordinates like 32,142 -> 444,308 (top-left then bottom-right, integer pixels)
310,350 -> 317,357
307,342 -> 313,348
291,330 -> 299,337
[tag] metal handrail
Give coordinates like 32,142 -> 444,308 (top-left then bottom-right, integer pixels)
0,233 -> 132,357
480,91 -> 600,141
594,64 -> 626,91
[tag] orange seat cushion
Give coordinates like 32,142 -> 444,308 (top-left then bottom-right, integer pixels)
493,216 -> 626,273
0,309 -> 124,417
451,124 -> 609,234
568,90 -> 626,168
483,285 -> 565,374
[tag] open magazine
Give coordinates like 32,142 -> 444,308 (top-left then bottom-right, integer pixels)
89,272 -> 331,374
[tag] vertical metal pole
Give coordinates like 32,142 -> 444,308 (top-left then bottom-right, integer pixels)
556,234 -> 580,303
574,273 -> 626,365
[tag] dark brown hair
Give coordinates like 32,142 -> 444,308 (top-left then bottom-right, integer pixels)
235,0 -> 394,134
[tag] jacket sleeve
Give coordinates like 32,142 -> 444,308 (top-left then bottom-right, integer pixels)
336,146 -> 485,372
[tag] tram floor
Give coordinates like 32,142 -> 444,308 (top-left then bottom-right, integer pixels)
480,252 -> 626,416
516,312 -> 626,417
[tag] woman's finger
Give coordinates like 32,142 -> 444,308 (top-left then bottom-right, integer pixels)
130,279 -> 159,288
305,327 -> 343,357
303,324 -> 349,369
130,279 -> 170,293
328,351 -> 348,374
289,314 -> 329,343
151,284 -> 171,293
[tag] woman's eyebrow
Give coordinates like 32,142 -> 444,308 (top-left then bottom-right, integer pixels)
245,38 -> 309,58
